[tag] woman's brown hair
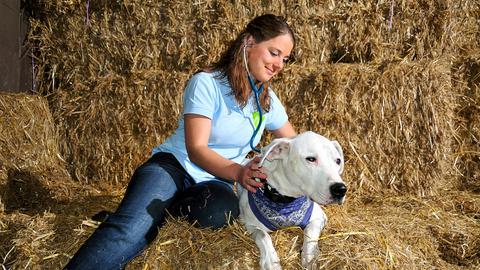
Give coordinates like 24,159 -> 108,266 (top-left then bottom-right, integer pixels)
206,14 -> 295,112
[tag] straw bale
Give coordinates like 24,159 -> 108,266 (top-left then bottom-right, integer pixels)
313,0 -> 479,63
451,52 -> 480,192
26,0 -> 478,187
41,70 -> 190,184
0,94 -> 64,174
0,94 -> 78,201
27,0 -> 479,88
25,0 -> 478,187
273,59 -> 455,196
3,191 -> 478,269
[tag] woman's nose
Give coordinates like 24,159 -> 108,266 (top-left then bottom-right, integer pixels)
273,58 -> 284,70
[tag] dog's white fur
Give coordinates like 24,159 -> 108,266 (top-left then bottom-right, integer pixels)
238,131 -> 346,270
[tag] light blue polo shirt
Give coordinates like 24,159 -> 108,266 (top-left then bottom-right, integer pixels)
152,71 -> 288,183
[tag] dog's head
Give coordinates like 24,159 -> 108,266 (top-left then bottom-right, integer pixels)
260,131 -> 347,205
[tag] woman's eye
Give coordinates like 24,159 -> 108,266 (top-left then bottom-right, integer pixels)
269,50 -> 279,57
306,157 -> 316,162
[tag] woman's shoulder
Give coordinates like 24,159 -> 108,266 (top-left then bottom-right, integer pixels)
267,86 -> 279,98
266,87 -> 285,108
190,70 -> 222,82
189,70 -> 229,90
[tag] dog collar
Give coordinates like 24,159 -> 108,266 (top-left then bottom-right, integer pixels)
261,182 -> 296,203
248,189 -> 314,231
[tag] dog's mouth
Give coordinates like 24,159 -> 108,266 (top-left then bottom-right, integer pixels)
309,192 -> 331,205
334,196 -> 346,205
310,193 -> 346,206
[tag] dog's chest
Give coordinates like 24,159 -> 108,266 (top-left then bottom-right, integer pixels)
248,190 -> 314,231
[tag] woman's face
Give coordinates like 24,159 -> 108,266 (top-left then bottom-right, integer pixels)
246,33 -> 294,83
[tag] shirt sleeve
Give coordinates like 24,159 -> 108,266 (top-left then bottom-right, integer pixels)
183,72 -> 218,119
265,89 -> 288,131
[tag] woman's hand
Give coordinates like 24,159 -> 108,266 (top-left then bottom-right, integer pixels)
236,157 -> 267,193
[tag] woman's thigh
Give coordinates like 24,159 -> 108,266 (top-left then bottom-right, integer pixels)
114,153 -> 194,231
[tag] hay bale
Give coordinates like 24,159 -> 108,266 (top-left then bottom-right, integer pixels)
0,93 -> 83,200
0,94 -> 76,202
317,0 -> 479,63
0,94 -> 64,174
28,0 -> 479,74
25,0 -> 478,187
43,71 -> 190,183
26,0 -> 477,183
274,59 -> 455,196
0,94 -> 55,268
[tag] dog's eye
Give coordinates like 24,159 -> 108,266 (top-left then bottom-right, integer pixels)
335,158 -> 342,165
306,157 -> 316,162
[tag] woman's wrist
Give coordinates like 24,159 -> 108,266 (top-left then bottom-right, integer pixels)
231,163 -> 244,182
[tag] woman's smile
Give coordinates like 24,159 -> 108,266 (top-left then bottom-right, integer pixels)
247,33 -> 293,82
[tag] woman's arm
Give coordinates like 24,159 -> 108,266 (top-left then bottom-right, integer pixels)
184,114 -> 265,193
270,121 -> 297,138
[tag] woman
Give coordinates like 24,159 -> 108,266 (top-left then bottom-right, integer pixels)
65,13 -> 297,270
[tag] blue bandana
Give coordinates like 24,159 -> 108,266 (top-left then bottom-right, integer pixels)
248,189 -> 314,231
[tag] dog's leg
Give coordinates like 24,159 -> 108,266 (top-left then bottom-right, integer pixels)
248,226 -> 282,270
301,219 -> 325,268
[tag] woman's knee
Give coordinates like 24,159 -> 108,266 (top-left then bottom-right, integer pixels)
169,181 -> 239,229
123,164 -> 179,212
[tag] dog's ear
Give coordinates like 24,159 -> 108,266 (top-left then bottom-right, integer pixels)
260,138 -> 291,164
331,140 -> 344,174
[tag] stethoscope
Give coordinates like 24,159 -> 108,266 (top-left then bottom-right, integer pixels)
243,43 -> 264,153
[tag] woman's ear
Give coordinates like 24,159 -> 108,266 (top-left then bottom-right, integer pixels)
245,35 -> 255,47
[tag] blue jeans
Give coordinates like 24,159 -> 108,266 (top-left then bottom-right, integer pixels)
64,152 -> 239,270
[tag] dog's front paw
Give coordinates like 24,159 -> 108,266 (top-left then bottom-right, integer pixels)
260,260 -> 282,270
259,254 -> 281,270
301,251 -> 319,269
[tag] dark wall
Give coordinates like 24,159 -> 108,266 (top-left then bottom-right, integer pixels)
0,0 -> 32,92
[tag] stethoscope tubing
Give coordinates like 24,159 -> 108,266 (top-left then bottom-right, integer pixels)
248,75 -> 264,153
243,43 -> 264,153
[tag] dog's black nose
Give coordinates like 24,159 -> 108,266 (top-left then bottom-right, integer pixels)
330,183 -> 347,198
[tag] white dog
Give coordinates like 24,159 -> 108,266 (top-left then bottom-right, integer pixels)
238,131 -> 347,270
